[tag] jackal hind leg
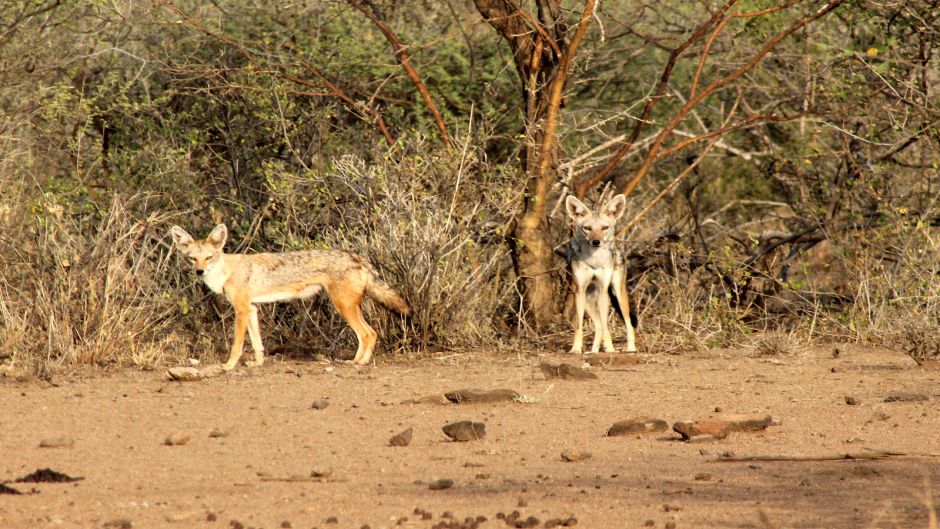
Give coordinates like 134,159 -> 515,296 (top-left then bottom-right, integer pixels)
569,280 -> 588,354
331,287 -> 378,366
612,267 -> 637,353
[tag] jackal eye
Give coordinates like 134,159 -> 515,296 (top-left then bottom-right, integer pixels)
601,225 -> 609,230
582,226 -> 591,232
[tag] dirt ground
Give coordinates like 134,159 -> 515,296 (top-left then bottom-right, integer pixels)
2,343 -> 939,529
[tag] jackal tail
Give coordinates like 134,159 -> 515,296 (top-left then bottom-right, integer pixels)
366,276 -> 411,316
610,286 -> 639,330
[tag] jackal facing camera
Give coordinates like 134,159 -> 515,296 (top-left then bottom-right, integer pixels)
565,194 -> 637,354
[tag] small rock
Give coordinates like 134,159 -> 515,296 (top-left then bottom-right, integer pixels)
428,478 -> 454,490
311,468 -> 333,479
560,449 -> 592,462
643,521 -> 655,527
607,417 -> 669,437
164,433 -> 191,446
444,388 -> 521,404
673,414 -> 774,441
884,393 -> 929,403
166,365 -> 224,381
694,473 -> 712,481
442,421 -> 485,441
311,399 -> 330,410
166,367 -> 202,381
325,516 -> 338,524
389,427 -> 413,447
208,428 -> 229,438
103,519 -> 133,529
539,362 -> 597,380
665,523 -> 676,529
281,521 -> 292,528
673,420 -> 731,440
39,436 -> 74,448
845,395 -> 860,405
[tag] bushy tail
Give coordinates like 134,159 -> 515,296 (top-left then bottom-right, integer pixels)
366,276 -> 411,316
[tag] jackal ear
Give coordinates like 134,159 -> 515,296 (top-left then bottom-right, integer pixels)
207,224 -> 228,248
602,194 -> 626,220
565,196 -> 591,220
169,225 -> 194,249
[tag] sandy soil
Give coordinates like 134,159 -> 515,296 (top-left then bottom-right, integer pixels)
2,343 -> 939,529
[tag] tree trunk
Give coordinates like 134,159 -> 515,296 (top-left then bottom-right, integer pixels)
472,0 -> 576,331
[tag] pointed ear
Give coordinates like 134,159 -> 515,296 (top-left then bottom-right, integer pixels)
602,194 -> 626,220
565,196 -> 591,220
169,225 -> 194,249
207,224 -> 228,248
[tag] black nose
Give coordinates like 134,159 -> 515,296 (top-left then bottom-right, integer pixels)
195,269 -> 204,276
591,240 -> 601,247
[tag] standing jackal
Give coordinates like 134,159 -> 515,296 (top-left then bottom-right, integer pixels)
564,194 -> 637,354
170,224 -> 410,370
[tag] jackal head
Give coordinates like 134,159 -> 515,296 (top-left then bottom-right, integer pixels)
565,194 -> 626,247
169,224 -> 227,277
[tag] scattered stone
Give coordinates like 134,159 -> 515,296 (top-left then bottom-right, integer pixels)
402,394 -> 448,405
662,504 -> 681,512
673,420 -> 731,440
845,395 -> 860,406
311,399 -> 331,410
673,414 -> 774,441
206,513 -> 217,522
230,519 -> 245,529
164,433 -> 191,446
428,478 -> 454,490
166,365 -> 224,381
884,393 -> 929,403
103,518 -> 133,529
39,436 -> 74,448
694,473 -> 712,481
311,468 -> 334,479
389,427 -> 414,447
325,516 -> 338,524
15,468 -> 83,483
539,362 -> 597,380
581,353 -> 640,367
560,449 -> 592,462
442,421 -> 485,441
0,483 -> 23,495
209,428 -> 229,438
444,388 -> 521,404
281,521 -> 292,528
665,523 -> 676,529
643,521 -> 655,527
607,417 -> 669,437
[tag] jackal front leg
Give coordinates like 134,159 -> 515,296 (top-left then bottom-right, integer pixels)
224,305 -> 250,371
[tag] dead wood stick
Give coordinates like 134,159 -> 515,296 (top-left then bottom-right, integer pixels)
711,450 -> 940,463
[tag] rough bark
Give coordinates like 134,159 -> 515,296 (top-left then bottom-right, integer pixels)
472,0 -> 593,331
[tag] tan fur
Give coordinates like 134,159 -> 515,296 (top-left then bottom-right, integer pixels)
565,194 -> 637,354
170,224 -> 409,370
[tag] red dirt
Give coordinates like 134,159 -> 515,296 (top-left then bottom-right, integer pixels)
2,344 -> 939,529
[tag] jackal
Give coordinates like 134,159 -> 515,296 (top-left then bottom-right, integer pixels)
169,224 -> 410,370
564,194 -> 637,354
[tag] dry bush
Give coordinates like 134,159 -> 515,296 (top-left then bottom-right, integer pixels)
242,139 -> 516,357
0,192 -> 193,378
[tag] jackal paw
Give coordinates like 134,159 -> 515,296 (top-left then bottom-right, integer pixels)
568,347 -> 583,355
221,362 -> 237,371
245,360 -> 264,368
